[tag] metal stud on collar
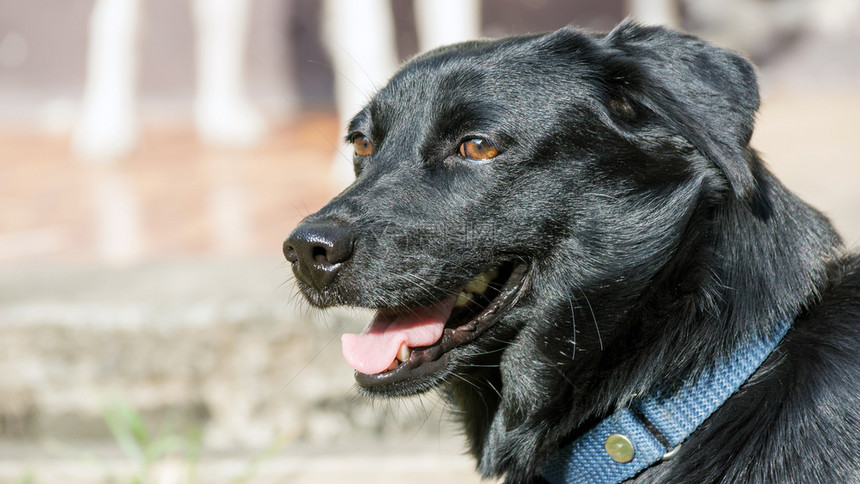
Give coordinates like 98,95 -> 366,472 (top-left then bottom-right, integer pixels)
605,434 -> 635,463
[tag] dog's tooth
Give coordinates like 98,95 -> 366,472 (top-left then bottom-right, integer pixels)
455,291 -> 471,307
387,360 -> 399,371
396,342 -> 412,362
465,274 -> 491,294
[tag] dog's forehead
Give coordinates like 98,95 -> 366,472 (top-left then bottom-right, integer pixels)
365,31 -> 601,129
371,44 -> 504,118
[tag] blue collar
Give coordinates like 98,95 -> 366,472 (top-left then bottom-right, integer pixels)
541,318 -> 793,484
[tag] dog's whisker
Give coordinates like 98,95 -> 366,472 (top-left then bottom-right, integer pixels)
568,295 -> 577,361
383,271 -> 440,301
577,287 -> 603,352
486,378 -> 503,401
306,57 -> 375,101
409,394 -> 444,441
387,270 -> 462,298
467,345 -> 510,357
449,373 -> 495,414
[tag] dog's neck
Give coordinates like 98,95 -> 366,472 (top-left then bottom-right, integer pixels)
446,160 -> 841,481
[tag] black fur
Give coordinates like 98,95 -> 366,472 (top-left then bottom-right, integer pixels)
288,22 -> 860,482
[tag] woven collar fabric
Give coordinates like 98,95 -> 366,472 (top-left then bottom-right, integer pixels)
541,318 -> 793,484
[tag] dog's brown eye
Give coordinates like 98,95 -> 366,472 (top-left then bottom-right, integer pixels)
353,136 -> 373,157
459,138 -> 499,161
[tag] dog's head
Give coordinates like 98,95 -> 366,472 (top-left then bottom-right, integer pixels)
284,23 -> 761,396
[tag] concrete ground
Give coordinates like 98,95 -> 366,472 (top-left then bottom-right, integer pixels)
0,442 -> 488,484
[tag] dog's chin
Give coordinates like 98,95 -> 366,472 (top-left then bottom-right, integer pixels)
294,286 -> 337,308
347,262 -> 529,398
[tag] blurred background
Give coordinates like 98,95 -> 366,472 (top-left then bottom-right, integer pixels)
0,0 -> 858,482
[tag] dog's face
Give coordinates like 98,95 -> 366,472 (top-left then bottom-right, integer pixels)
285,23 -> 760,397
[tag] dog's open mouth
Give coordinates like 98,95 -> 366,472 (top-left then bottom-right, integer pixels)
341,262 -> 528,388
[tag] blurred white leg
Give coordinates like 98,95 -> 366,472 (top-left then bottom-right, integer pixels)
192,0 -> 267,148
626,0 -> 680,28
414,0 -> 482,51
72,0 -> 141,162
322,0 -> 398,189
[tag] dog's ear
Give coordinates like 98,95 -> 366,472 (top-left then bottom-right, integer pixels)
599,22 -> 760,199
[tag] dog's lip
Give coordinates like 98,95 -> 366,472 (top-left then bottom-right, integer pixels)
353,262 -> 528,388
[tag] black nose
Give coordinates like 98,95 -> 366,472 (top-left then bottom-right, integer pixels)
283,222 -> 355,290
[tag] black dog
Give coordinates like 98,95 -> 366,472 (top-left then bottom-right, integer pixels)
284,22 -> 860,483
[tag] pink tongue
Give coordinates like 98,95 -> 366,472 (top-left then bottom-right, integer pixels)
341,296 -> 457,375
